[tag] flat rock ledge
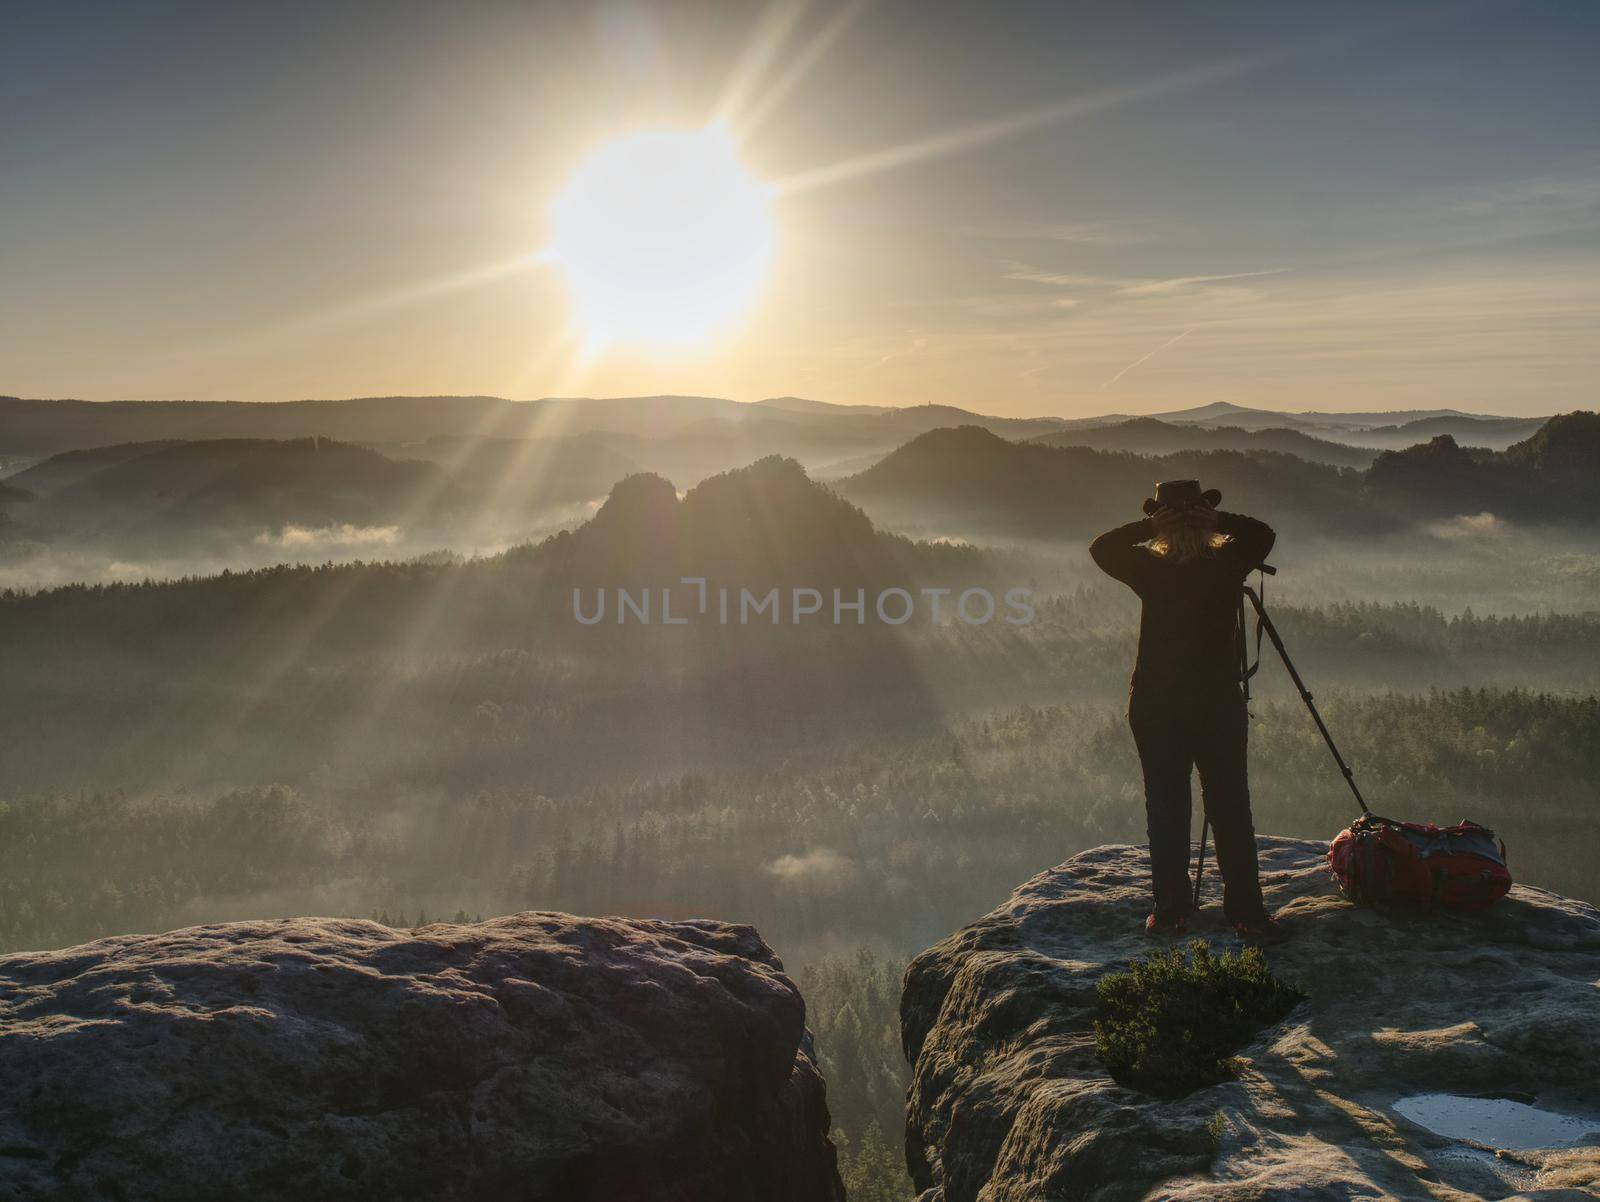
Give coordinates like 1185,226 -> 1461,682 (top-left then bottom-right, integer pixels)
901,837 -> 1600,1201
0,912 -> 845,1201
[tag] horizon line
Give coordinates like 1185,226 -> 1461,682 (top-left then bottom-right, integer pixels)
0,392 -> 1550,423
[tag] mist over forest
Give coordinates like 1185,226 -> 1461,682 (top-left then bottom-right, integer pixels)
3,393 -> 1597,1192
9,0 -> 1600,1192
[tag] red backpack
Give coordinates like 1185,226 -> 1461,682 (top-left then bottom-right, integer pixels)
1328,816 -> 1512,910
1219,580 -> 1514,915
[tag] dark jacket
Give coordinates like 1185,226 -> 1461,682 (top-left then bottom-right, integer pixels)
1090,512 -> 1276,698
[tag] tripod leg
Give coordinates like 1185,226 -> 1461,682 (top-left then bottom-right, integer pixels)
1241,586 -> 1371,816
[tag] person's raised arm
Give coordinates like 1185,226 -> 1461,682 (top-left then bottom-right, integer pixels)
1216,511 -> 1275,572
1090,518 -> 1157,593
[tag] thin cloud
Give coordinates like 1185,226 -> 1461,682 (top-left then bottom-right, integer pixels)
872,335 -> 927,368
1002,264 -> 1136,288
1395,165 -> 1600,251
1000,262 -> 1290,304
1117,268 -> 1292,297
905,259 -> 1600,410
968,219 -> 1154,247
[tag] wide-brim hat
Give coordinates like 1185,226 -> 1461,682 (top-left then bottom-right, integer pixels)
1142,478 -> 1222,515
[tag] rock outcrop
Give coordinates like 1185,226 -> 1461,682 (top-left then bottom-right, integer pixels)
0,912 -> 845,1201
902,837 -> 1600,1200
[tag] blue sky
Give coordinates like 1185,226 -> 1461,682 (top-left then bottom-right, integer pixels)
3,0 -> 1597,414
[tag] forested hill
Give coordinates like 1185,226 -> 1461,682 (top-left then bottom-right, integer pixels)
6,440 -> 188,494
1368,410 -> 1600,520
7,437 -> 460,535
0,395 -> 523,456
839,412 -> 1599,541
0,456 -> 989,793
539,455 -> 961,591
5,454 -> 974,639
835,426 -> 1390,541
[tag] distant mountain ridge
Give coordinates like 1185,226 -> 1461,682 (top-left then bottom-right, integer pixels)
0,393 -> 1065,458
836,425 -> 1388,542
1120,400 -> 1537,433
1052,401 -> 1545,449
4,404 -> 1587,583
843,411 -> 1597,541
1171,400 -> 1481,427
0,393 -> 1544,460
1031,418 -> 1377,469
755,396 -> 893,417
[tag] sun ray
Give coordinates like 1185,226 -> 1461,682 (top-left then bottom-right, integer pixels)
728,0 -> 876,143
773,49 -> 1282,196
289,366 -> 616,783
209,374 -> 539,758
712,0 -> 813,130
297,253 -> 550,331
195,251 -> 550,360
770,13 -> 1424,197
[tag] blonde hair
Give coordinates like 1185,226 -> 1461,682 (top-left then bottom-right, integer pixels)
1150,530 -> 1232,564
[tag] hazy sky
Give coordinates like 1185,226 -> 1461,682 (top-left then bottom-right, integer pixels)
4,0 -> 1598,416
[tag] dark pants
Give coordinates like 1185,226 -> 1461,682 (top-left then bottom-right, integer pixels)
1129,686 -> 1266,925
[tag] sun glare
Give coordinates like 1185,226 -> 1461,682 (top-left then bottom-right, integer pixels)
547,125 -> 774,350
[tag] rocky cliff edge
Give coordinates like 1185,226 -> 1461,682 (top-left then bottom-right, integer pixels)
902,837 -> 1600,1201
0,912 -> 846,1201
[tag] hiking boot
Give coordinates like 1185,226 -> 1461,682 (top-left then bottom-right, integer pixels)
1233,915 -> 1292,946
1144,912 -> 1188,937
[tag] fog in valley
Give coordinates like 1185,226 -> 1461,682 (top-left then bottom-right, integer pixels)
4,394 -> 1598,1191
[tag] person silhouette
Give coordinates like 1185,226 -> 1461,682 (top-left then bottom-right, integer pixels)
1090,479 -> 1290,944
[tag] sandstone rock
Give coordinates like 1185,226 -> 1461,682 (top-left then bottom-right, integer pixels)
0,912 -> 845,1201
902,837 -> 1600,1201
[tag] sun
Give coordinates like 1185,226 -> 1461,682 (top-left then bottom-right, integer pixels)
547,125 -> 775,350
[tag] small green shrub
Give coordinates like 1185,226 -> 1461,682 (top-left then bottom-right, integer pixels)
1094,939 -> 1303,1098
1204,1110 -> 1227,1156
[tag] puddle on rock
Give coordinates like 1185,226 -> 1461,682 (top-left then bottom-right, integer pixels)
1393,1093 -> 1597,1151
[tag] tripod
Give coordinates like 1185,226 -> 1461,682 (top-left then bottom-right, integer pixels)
1192,568 -> 1370,907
